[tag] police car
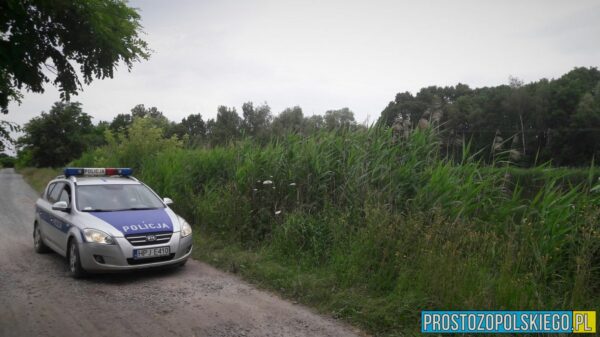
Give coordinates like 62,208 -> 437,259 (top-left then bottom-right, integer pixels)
33,168 -> 193,277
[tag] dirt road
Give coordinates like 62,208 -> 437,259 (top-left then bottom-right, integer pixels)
0,168 -> 363,337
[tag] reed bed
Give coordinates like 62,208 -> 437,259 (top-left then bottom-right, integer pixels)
72,120 -> 600,336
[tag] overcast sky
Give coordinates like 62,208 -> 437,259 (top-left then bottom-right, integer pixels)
5,0 -> 600,132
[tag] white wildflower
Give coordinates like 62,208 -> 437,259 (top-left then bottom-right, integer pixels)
263,180 -> 273,185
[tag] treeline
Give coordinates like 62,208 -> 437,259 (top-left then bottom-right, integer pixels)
16,102 -> 358,167
379,67 -> 600,166
12,67 -> 600,168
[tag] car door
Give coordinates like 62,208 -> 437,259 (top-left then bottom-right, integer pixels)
44,182 -> 68,252
51,183 -> 76,253
37,182 -> 57,243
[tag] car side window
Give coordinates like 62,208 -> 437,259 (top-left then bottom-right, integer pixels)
58,186 -> 71,206
46,183 -> 56,201
48,182 -> 65,204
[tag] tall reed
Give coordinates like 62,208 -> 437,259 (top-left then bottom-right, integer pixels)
72,120 -> 600,336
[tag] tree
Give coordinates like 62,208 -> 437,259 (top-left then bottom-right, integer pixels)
0,120 -> 18,153
181,113 -> 206,138
379,67 -> 600,166
303,115 -> 324,133
89,121 -> 109,148
377,92 -> 426,127
109,113 -> 133,134
0,0 -> 150,114
129,104 -> 169,130
242,102 -> 272,140
0,152 -> 15,167
324,107 -> 356,130
566,93 -> 600,163
272,106 -> 304,135
172,113 -> 206,146
17,102 -> 96,167
207,106 -> 241,146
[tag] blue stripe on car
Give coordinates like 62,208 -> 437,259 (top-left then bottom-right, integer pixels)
89,209 -> 173,235
37,206 -> 72,233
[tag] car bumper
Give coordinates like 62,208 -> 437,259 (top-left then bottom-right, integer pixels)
78,233 -> 193,272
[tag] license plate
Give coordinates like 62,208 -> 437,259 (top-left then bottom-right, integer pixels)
134,246 -> 170,259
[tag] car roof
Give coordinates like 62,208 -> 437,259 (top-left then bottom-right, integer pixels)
62,176 -> 141,186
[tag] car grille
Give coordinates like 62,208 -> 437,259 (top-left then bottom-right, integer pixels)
125,232 -> 173,246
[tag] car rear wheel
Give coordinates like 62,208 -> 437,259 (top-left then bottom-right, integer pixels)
68,239 -> 87,278
33,223 -> 50,254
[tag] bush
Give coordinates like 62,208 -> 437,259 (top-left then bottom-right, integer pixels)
0,154 -> 15,168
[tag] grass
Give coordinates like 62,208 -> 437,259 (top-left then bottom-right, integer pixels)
21,119 -> 600,336
17,167 -> 60,193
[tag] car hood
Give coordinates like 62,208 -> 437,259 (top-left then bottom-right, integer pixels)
79,208 -> 179,237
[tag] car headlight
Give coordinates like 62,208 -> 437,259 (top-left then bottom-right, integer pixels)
180,219 -> 192,237
83,229 -> 114,244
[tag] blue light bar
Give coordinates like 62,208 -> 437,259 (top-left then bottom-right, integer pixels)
63,167 -> 133,177
64,168 -> 84,177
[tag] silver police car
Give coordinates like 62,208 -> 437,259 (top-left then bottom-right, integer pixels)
33,168 -> 193,277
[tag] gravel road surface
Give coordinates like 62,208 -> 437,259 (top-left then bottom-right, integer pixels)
0,168 -> 364,337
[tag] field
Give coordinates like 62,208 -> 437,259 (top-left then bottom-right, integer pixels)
22,121 -> 600,336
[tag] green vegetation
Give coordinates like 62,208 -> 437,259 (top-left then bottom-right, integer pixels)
380,67 -> 600,166
0,120 -> 19,153
3,1 -> 598,335
11,68 -> 600,169
0,153 -> 15,168
66,119 -> 600,336
0,0 -> 149,147
0,0 -> 150,113
11,67 -> 600,335
17,102 -> 106,167
18,167 -> 59,192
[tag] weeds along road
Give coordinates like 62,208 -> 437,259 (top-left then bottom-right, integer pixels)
0,168 -> 363,337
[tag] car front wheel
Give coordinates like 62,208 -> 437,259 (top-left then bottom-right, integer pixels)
68,239 -> 87,278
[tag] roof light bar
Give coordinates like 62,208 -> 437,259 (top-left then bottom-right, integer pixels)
63,167 -> 133,177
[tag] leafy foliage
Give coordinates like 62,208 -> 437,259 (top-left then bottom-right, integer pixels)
378,67 -> 600,166
0,119 -> 19,152
16,102 -> 103,167
206,106 -> 242,146
108,113 -> 132,134
241,102 -> 272,141
80,117 -> 182,169
0,152 -> 15,167
0,0 -> 150,113
324,107 -> 356,130
170,113 -> 206,146
272,106 -> 304,135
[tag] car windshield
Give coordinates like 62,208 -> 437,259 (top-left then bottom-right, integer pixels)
76,184 -> 165,212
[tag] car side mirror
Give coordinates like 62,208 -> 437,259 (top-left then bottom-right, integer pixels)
163,197 -> 173,205
52,201 -> 70,212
